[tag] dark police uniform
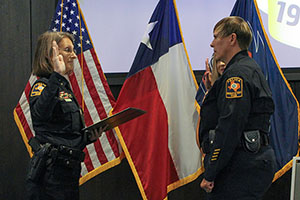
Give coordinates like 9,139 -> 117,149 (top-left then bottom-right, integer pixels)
26,72 -> 90,200
199,50 -> 276,200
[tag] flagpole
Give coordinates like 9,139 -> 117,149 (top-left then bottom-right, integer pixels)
76,0 -> 85,112
59,0 -> 64,31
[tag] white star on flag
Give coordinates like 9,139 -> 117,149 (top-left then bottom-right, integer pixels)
141,21 -> 158,50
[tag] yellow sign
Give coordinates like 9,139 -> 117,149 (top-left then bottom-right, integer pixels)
268,0 -> 300,48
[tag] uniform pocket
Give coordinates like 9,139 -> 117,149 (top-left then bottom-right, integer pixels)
60,101 -> 78,113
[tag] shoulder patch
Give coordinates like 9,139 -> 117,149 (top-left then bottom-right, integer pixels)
225,77 -> 243,98
31,82 -> 46,97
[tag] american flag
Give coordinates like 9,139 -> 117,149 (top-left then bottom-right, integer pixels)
13,0 -> 123,184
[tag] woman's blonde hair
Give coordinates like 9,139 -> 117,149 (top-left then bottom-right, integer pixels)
32,31 -> 74,77
210,56 -> 225,85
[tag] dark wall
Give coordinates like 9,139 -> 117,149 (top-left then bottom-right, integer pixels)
1,1 -> 299,199
0,1 -> 57,199
0,1 -> 31,199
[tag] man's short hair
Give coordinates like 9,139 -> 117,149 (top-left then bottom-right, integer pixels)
214,16 -> 252,50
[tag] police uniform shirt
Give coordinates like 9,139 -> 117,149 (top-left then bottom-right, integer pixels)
29,72 -> 86,150
199,50 -> 274,182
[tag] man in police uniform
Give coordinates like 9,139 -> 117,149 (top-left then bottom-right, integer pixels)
199,16 -> 276,199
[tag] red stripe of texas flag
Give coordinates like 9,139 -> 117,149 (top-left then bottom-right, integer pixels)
113,66 -> 179,200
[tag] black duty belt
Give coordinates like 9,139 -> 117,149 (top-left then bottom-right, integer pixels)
28,137 -> 85,167
49,145 -> 85,162
201,129 -> 270,154
242,130 -> 270,153
243,130 -> 270,146
48,145 -> 85,169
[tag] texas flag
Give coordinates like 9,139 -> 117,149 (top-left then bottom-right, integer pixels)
112,0 -> 202,199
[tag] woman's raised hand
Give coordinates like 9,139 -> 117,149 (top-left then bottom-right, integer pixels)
52,41 -> 66,75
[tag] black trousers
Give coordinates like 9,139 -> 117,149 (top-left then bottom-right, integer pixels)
205,145 -> 276,200
26,156 -> 81,200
